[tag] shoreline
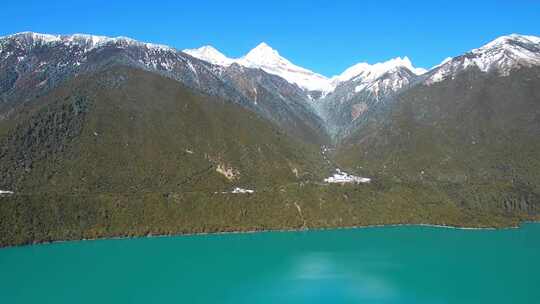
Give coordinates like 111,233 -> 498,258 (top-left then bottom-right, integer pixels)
2,220 -> 536,250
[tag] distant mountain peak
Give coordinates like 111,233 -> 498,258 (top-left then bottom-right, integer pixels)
331,56 -> 426,85
236,42 -> 333,92
2,31 -> 175,52
473,34 -> 540,53
242,42 -> 282,63
8,31 -> 61,43
7,31 -> 539,99
181,41 -> 429,93
248,42 -> 275,53
425,33 -> 540,84
183,45 -> 234,66
183,42 -> 332,92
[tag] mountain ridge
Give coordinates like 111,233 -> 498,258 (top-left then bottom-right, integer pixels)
183,42 -> 427,93
2,31 -> 540,143
4,31 -> 538,97
0,31 -> 329,144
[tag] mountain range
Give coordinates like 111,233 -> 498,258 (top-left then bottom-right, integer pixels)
182,33 -> 540,137
1,32 -> 539,246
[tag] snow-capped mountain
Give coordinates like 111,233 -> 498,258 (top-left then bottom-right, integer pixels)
2,31 -> 540,142
355,66 -> 418,100
184,43 -> 428,94
236,43 -> 333,92
331,56 -> 426,85
311,57 -> 426,137
317,34 -> 540,137
183,45 -> 234,66
0,32 -> 327,143
318,64 -> 421,137
184,42 -> 332,92
0,31 -> 246,111
0,31 -> 174,54
329,57 -> 426,100
425,34 -> 540,84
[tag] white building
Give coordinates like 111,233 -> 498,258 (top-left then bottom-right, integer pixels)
324,169 -> 371,184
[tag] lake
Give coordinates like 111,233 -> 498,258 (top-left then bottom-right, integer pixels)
1,223 -> 539,303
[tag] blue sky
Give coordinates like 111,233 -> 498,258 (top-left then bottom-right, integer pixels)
2,0 -> 539,76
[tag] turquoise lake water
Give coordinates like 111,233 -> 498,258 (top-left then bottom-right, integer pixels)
1,223 -> 539,303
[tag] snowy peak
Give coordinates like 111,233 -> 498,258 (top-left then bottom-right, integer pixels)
183,45 -> 234,66
426,34 -> 540,84
357,66 -> 416,99
7,32 -> 538,96
470,33 -> 540,69
1,32 -> 175,52
11,32 -> 61,44
237,42 -> 332,92
237,42 -> 293,69
242,42 -> 282,64
473,34 -> 540,53
332,56 -> 426,85
184,42 -> 333,92
182,41 -> 428,93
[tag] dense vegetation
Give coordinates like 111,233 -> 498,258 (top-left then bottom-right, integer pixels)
336,67 -> 540,219
3,182 -> 536,247
0,67 -> 327,194
1,66 -> 539,247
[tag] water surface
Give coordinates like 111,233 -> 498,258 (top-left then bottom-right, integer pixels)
1,223 -> 539,303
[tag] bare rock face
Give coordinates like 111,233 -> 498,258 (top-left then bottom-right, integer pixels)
216,163 -> 240,181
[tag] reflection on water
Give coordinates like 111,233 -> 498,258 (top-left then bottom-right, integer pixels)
292,252 -> 341,280
245,251 -> 400,303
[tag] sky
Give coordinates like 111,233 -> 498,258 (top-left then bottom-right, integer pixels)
1,0 -> 539,76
